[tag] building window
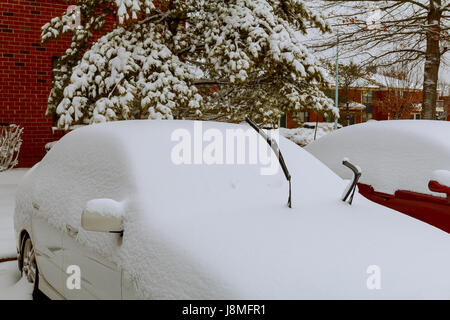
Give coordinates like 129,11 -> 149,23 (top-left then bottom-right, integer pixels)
393,90 -> 404,97
280,115 -> 287,128
288,111 -> 310,127
362,90 -> 373,104
296,111 -> 309,123
410,113 -> 421,120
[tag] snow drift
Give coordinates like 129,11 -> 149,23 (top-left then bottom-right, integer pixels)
14,120 -> 450,299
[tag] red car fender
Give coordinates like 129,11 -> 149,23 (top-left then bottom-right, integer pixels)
428,180 -> 450,202
357,183 -> 450,234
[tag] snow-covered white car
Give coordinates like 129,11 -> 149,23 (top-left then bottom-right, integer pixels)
306,120 -> 450,234
14,120 -> 450,300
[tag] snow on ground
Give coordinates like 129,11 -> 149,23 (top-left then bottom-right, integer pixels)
0,169 -> 28,259
280,122 -> 340,147
0,261 -> 33,300
306,120 -> 450,196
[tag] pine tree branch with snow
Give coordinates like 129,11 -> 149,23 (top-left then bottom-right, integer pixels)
42,0 -> 338,129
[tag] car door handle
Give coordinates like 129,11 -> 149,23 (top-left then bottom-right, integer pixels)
66,224 -> 79,238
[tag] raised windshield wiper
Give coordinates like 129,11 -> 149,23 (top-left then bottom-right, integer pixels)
245,117 -> 292,208
341,158 -> 362,205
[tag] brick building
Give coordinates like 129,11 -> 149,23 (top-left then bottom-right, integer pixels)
0,0 -> 120,167
0,0 -> 73,167
282,74 -> 447,128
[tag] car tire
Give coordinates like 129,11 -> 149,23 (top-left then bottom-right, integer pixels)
21,237 -> 47,300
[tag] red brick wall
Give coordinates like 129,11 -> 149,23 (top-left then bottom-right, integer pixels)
285,113 -> 297,128
308,112 -> 324,123
0,0 -> 73,167
346,89 -> 362,104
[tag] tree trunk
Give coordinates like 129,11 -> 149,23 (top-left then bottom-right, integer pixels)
422,0 -> 441,120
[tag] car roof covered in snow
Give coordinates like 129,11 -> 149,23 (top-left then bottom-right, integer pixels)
16,120 -> 450,299
306,120 -> 450,196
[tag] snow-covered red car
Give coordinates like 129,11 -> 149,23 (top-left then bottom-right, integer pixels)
14,120 -> 450,300
306,120 -> 450,233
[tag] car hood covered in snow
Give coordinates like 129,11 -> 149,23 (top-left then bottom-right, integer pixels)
15,120 -> 450,299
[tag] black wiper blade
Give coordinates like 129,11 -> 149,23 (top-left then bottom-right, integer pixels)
245,117 -> 292,208
341,158 -> 362,205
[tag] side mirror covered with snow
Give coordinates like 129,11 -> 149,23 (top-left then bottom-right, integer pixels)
429,170 -> 450,202
81,199 -> 124,234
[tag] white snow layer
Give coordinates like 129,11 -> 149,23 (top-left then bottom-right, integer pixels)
0,169 -> 28,259
0,261 -> 33,300
85,199 -> 125,218
280,123 -> 339,147
306,120 -> 450,197
14,120 -> 450,299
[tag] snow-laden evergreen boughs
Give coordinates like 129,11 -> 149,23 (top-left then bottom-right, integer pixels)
55,24 -> 202,128
42,0 -> 337,128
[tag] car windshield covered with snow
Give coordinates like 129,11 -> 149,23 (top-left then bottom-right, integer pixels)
14,120 -> 450,299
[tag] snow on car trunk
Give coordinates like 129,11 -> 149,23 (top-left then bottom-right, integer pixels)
15,120 -> 450,299
305,120 -> 450,197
